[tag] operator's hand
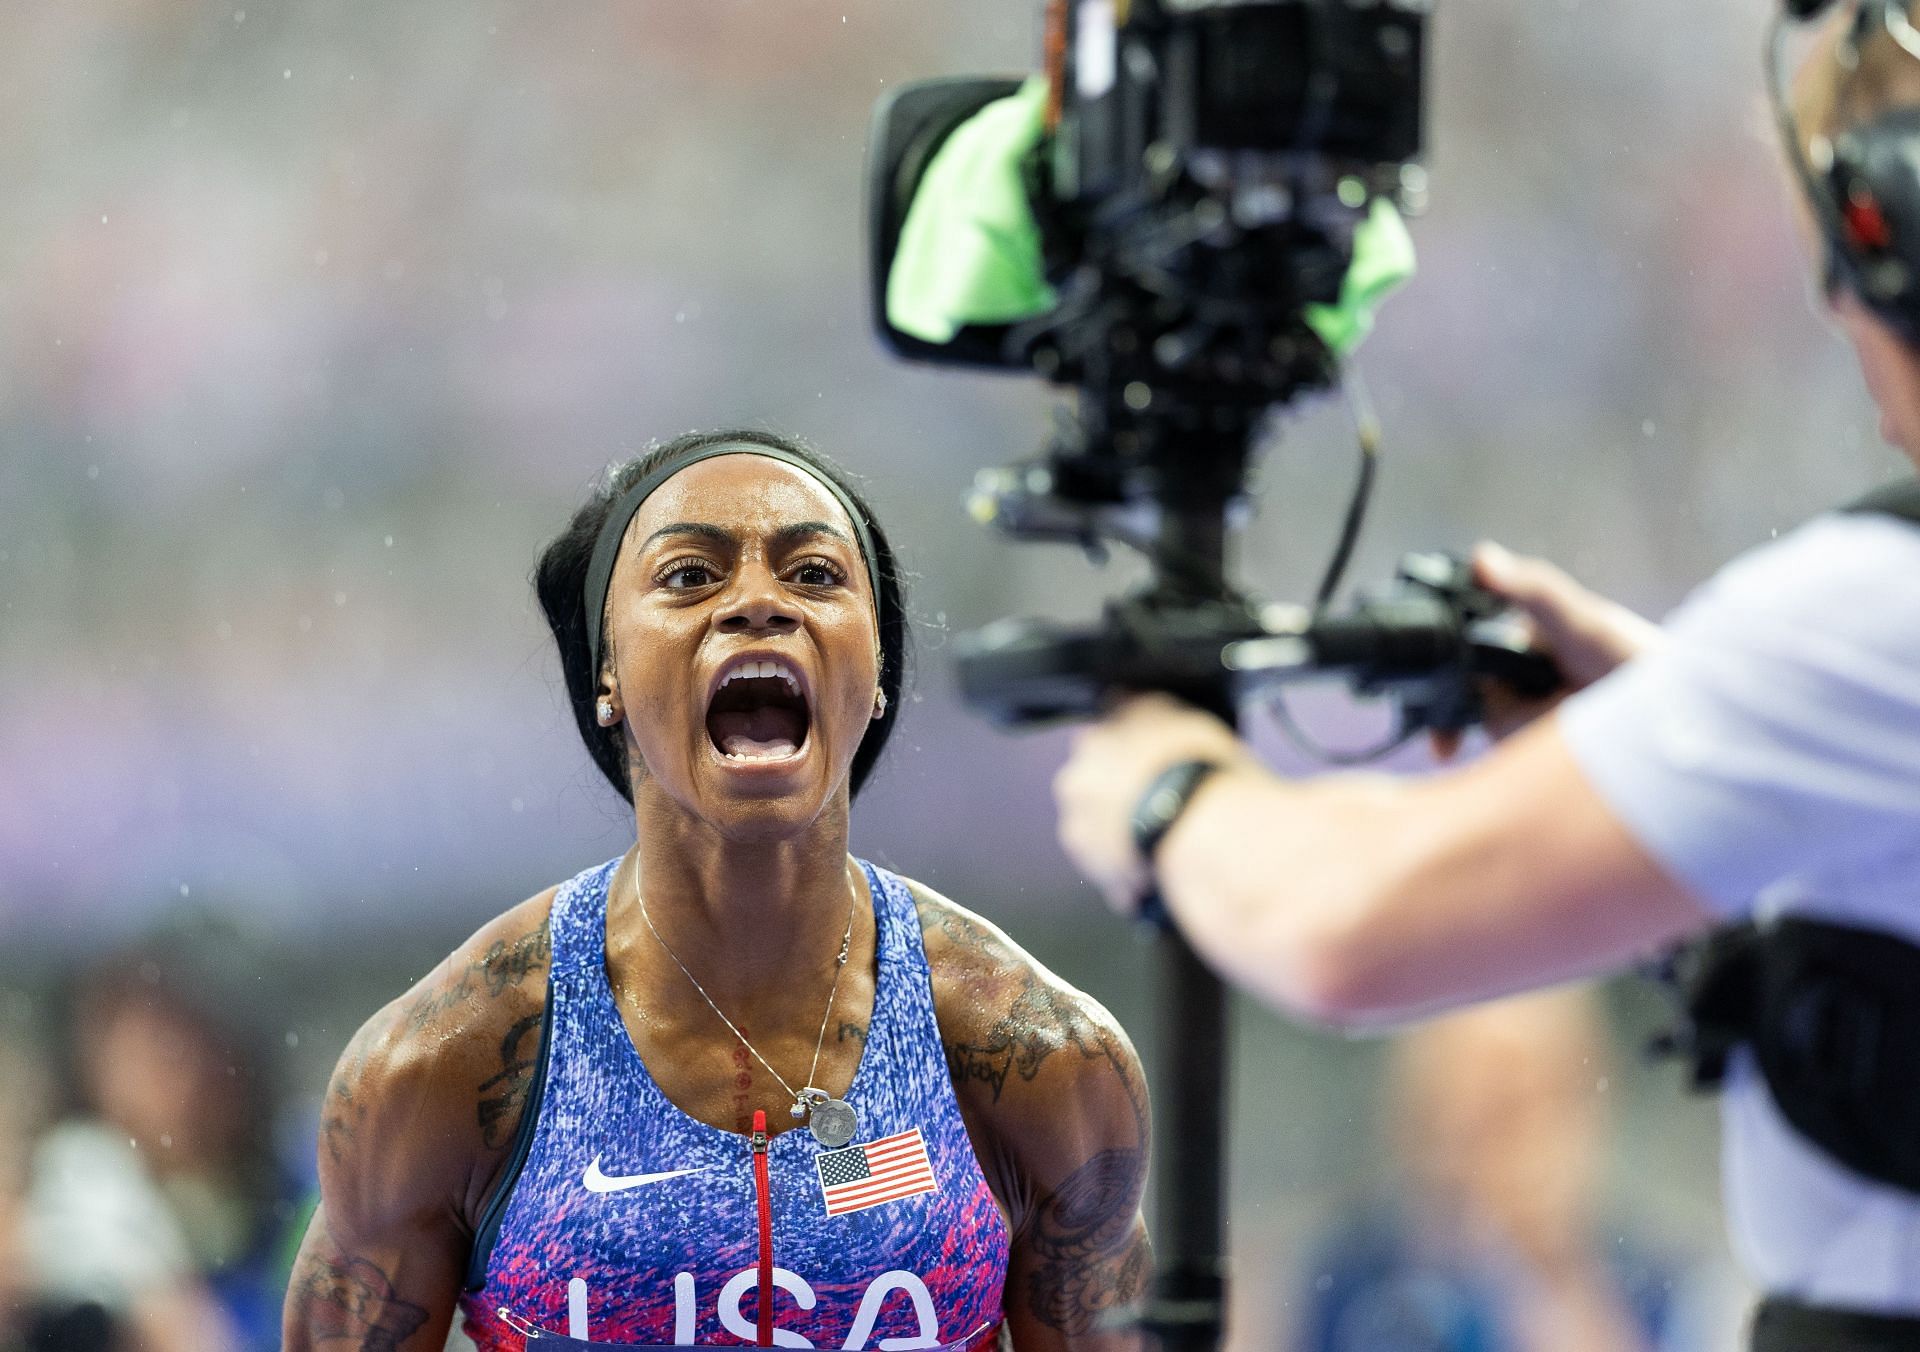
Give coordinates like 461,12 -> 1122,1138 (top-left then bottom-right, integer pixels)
1433,542 -> 1663,757
1053,692 -> 1261,914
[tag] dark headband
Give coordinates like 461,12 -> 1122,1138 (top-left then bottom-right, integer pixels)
583,442 -> 883,676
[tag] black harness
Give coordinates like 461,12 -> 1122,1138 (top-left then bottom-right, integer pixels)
1660,914 -> 1920,1192
1654,478 -> 1920,1350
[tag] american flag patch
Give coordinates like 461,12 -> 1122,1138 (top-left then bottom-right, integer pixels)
815,1128 -> 938,1216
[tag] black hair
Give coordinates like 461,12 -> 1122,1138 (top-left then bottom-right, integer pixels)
535,429 -> 909,802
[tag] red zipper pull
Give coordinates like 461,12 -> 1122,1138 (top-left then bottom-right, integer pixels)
750,1109 -> 773,1347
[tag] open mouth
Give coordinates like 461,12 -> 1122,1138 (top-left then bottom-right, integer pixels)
705,659 -> 811,762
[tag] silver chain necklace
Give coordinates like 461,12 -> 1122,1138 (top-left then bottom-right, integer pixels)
632,859 -> 861,1149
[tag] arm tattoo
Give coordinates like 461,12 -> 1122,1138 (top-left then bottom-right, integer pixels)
320,1038 -> 374,1168
1023,1149 -> 1152,1333
942,974 -> 1100,1104
916,896 -> 1089,1103
922,893 -> 1149,1125
326,922 -> 550,1165
837,1020 -> 867,1044
915,892 -> 1001,951
476,1010 -> 543,1150
404,923 -> 550,1030
289,1251 -> 429,1350
480,925 -> 552,996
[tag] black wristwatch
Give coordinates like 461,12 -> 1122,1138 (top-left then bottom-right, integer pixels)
1128,759 -> 1222,927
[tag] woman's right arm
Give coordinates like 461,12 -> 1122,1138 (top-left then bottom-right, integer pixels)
284,894 -> 556,1350
282,1004 -> 470,1350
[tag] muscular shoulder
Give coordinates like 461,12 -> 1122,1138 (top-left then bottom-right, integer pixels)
902,879 -> 1148,1215
319,889 -> 557,1242
906,880 -> 1133,1104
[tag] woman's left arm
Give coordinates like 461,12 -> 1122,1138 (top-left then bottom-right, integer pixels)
998,1032 -> 1152,1352
913,887 -> 1152,1351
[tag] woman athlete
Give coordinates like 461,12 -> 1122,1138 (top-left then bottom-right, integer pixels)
282,429 -> 1150,1351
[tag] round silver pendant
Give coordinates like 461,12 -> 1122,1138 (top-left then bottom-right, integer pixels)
807,1096 -> 858,1149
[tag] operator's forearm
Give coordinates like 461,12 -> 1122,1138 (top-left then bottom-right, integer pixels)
1152,719 -> 1710,1028
1149,767 -> 1431,1022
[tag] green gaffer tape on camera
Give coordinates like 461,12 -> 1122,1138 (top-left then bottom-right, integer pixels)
885,74 -> 1417,359
1304,197 -> 1415,358
886,76 -> 1058,344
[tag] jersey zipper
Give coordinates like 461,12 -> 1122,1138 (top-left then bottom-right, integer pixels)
751,1109 -> 774,1348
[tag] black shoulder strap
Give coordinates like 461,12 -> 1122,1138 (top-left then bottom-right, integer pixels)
1842,475 -> 1920,524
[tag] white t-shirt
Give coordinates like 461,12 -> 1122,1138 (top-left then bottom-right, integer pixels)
1559,508 -> 1920,1310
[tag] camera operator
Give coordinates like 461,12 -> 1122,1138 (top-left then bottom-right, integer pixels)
1053,4 -> 1920,1348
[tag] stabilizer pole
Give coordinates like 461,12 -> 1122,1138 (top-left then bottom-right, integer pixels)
1139,497 -> 1237,1352
1143,934 -> 1230,1352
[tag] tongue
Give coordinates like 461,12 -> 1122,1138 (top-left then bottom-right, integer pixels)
710,708 -> 803,760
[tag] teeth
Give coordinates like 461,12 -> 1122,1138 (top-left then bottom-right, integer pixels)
720,659 -> 801,696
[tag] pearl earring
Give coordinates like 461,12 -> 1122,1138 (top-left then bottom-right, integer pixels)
597,700 -> 616,726
873,690 -> 888,718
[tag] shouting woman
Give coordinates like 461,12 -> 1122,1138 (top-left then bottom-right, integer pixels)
284,429 -> 1150,1351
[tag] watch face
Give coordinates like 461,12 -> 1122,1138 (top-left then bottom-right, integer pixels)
809,1098 -> 859,1149
1132,759 -> 1220,860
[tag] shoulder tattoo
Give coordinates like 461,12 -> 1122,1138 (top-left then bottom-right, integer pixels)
944,973 -> 1119,1104
402,922 -> 551,1031
319,1034 -> 374,1170
918,896 -> 1135,1111
476,1009 -> 544,1150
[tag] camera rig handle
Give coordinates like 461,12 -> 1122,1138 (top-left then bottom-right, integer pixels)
954,551 -> 1564,736
1228,551 -> 1563,732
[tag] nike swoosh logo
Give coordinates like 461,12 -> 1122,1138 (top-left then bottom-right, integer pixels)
582,1155 -> 709,1194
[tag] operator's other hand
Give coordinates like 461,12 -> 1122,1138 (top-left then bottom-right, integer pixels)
1054,692 -> 1258,915
1433,542 -> 1663,757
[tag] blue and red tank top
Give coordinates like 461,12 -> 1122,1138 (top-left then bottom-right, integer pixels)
458,857 -> 1011,1350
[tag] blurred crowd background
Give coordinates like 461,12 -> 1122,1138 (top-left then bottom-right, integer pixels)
2,0 -> 1900,1347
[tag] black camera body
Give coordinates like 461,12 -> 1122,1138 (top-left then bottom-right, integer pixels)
869,0 -> 1429,511
867,0 -> 1546,747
